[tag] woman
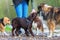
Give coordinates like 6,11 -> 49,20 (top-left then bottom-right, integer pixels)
12,0 -> 29,18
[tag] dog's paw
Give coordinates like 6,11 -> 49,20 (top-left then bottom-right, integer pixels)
4,32 -> 9,36
47,35 -> 52,38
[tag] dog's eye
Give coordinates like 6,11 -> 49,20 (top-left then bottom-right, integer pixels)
8,20 -> 10,21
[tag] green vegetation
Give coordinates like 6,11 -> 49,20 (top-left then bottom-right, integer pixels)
0,0 -> 60,19
0,0 -> 16,19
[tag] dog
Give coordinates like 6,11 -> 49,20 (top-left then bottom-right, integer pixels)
38,3 -> 60,23
54,7 -> 60,24
32,16 -> 44,35
38,3 -> 60,37
11,10 -> 39,36
0,17 -> 10,35
38,3 -> 57,37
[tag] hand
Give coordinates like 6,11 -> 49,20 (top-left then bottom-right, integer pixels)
19,0 -> 22,2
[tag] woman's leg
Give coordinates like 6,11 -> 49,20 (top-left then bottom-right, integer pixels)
15,3 -> 23,34
15,4 -> 23,18
22,1 -> 28,18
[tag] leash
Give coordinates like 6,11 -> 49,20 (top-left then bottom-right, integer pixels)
31,0 -> 34,9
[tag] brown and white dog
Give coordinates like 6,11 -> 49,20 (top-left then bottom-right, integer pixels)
32,16 -> 44,35
38,3 -> 60,37
0,17 -> 10,35
29,9 -> 44,35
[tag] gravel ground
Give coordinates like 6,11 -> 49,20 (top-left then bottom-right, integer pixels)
0,35 -> 60,40
0,24 -> 60,40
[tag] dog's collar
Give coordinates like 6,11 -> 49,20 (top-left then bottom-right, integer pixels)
1,18 -> 5,26
26,19 -> 31,27
26,19 -> 31,23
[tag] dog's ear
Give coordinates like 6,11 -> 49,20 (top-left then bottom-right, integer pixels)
3,17 -> 10,25
37,3 -> 45,14
54,7 -> 59,13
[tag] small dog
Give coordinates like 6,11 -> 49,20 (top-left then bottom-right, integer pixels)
12,10 -> 39,36
32,16 -> 44,35
0,17 -> 10,35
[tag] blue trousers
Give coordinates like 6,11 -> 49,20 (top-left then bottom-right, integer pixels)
15,0 -> 28,18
